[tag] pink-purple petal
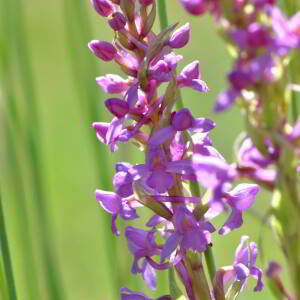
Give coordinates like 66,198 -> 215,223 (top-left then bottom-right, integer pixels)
96,189 -> 121,214
161,233 -> 182,263
148,126 -> 175,146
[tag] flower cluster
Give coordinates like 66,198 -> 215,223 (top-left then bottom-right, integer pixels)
179,1 -> 300,299
88,0 -> 264,299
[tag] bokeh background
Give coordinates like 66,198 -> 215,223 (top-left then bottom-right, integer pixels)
0,0 -> 290,299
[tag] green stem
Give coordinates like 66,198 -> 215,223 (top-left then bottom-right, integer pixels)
0,191 -> 18,300
157,0 -> 168,31
204,247 -> 216,283
157,0 -> 185,111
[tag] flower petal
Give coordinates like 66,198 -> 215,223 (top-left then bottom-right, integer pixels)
219,209 -> 243,235
95,189 -> 121,214
234,263 -> 250,281
148,126 -> 175,146
161,233 -> 182,263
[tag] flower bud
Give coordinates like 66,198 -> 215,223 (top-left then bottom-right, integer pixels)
168,23 -> 190,49
88,40 -> 117,61
91,0 -> 114,17
105,98 -> 129,118
108,12 -> 127,31
180,0 -> 207,15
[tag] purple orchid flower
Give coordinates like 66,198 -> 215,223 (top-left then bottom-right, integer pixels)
125,226 -> 169,290
237,136 -> 278,169
92,117 -> 131,152
113,162 -> 134,197
148,53 -> 183,83
177,61 -> 209,92
216,236 -> 264,293
96,190 -> 139,236
129,146 -> 174,194
219,184 -> 260,234
270,6 -> 300,54
166,154 -> 237,203
149,108 -> 215,146
120,288 -> 152,300
120,288 -> 171,300
96,74 -> 129,94
236,137 -> 277,188
161,206 -> 215,262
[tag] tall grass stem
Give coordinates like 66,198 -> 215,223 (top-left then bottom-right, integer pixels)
0,190 -> 18,300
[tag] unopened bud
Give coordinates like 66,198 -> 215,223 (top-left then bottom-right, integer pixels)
180,0 -> 207,15
91,0 -> 114,17
108,12 -> 127,31
168,23 -> 190,49
88,40 -> 117,61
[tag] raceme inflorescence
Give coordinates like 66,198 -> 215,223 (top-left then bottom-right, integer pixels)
88,0 -> 300,299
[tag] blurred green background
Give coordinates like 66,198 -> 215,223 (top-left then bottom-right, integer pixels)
0,0 -> 289,299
